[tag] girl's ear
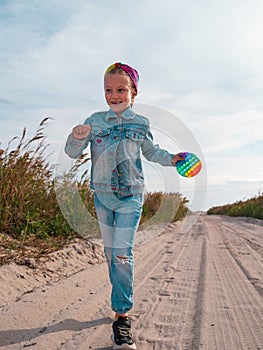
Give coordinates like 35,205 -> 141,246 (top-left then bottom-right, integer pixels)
132,89 -> 137,101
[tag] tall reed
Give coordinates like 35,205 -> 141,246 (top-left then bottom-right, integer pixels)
0,118 -> 74,240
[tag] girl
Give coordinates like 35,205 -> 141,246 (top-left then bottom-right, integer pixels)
65,62 -> 183,349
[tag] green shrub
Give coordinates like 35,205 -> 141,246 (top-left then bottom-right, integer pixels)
207,194 -> 263,220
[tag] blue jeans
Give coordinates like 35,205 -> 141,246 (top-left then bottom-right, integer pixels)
94,191 -> 143,314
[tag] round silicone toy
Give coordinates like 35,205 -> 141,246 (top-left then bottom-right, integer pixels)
176,152 -> 202,178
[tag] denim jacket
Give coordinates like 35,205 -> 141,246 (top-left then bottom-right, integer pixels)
65,107 -> 175,196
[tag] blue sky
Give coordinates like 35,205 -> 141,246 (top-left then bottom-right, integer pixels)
1,0 -> 263,211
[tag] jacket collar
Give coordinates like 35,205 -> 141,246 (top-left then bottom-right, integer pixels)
106,106 -> 135,121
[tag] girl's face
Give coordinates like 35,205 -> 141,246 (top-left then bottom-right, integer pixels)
104,73 -> 136,115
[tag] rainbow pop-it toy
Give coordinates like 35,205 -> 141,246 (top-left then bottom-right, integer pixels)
176,152 -> 202,178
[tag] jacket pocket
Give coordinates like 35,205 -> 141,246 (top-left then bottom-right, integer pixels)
125,129 -> 145,141
92,128 -> 111,147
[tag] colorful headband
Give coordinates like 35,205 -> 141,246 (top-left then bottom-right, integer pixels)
105,62 -> 139,92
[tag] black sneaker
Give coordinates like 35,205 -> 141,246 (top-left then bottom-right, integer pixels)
112,316 -> 137,349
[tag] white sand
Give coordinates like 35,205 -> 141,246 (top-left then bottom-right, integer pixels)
0,215 -> 262,349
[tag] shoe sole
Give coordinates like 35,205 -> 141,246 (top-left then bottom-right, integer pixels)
111,334 -> 137,349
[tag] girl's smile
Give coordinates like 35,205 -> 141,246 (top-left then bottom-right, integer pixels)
104,74 -> 136,115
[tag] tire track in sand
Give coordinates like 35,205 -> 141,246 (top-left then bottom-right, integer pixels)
201,216 -> 263,350
133,216 -> 207,350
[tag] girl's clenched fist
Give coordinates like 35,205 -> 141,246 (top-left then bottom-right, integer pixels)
72,124 -> 91,140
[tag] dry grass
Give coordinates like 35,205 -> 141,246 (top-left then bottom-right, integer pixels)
140,191 -> 189,225
0,118 -> 77,264
0,118 -> 74,240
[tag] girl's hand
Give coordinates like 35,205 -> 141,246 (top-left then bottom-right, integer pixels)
72,124 -> 91,140
172,153 -> 185,166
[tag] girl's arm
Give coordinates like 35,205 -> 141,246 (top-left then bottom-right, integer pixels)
65,124 -> 91,159
141,129 -> 183,166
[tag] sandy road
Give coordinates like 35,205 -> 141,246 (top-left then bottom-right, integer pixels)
0,215 -> 262,350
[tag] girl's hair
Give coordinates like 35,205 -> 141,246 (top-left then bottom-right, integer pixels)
105,67 -> 137,103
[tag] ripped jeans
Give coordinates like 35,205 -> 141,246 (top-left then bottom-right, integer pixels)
94,191 -> 143,314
